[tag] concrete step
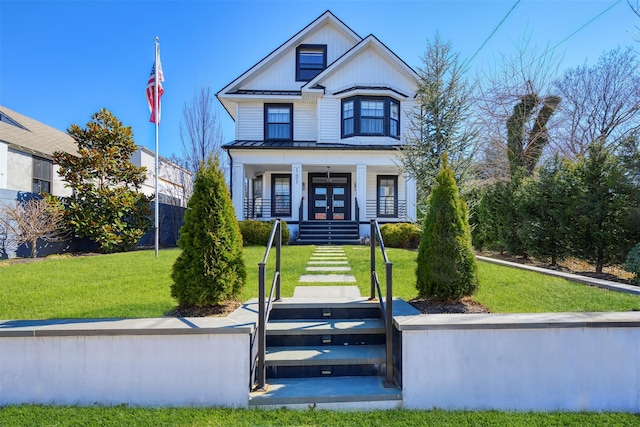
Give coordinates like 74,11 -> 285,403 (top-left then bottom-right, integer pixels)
249,376 -> 402,409
267,319 -> 385,336
266,345 -> 385,366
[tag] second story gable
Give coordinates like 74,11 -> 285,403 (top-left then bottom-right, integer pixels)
217,11 -> 419,147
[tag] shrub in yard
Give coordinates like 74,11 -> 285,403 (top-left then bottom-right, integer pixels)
171,155 -> 246,307
627,242 -> 640,284
416,153 -> 478,299
239,219 -> 289,246
380,223 -> 421,249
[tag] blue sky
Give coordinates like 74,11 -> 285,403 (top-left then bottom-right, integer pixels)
1,0 -> 638,158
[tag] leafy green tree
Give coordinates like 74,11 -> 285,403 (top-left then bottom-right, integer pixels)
54,109 -> 152,252
417,154 -> 479,299
570,141 -> 640,272
171,155 -> 246,307
400,34 -> 477,202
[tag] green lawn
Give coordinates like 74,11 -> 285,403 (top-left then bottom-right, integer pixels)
1,406 -> 638,427
1,245 -> 638,320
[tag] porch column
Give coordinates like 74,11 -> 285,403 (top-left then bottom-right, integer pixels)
231,162 -> 245,220
291,163 -> 302,222
356,164 -> 367,222
405,173 -> 417,222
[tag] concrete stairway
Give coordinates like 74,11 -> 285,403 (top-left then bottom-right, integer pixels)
297,221 -> 360,245
249,287 -> 402,409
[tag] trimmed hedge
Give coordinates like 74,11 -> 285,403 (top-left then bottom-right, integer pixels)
380,223 -> 421,249
239,219 -> 290,246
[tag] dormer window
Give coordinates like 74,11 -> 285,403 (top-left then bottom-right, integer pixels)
296,44 -> 327,81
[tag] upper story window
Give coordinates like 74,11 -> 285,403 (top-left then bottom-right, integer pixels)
32,156 -> 52,194
296,44 -> 327,81
341,96 -> 400,139
264,104 -> 293,141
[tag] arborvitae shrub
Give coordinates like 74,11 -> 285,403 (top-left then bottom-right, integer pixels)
416,154 -> 479,299
171,156 -> 246,307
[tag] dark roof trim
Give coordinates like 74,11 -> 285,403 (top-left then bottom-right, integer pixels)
222,140 -> 402,151
332,86 -> 409,98
228,89 -> 302,96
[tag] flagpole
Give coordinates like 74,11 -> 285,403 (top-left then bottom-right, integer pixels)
154,36 -> 160,258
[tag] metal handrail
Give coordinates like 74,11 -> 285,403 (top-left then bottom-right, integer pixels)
255,218 -> 281,391
369,219 -> 394,388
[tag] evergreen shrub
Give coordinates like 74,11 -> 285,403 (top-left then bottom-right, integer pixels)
627,242 -> 640,284
416,154 -> 479,299
380,223 -> 421,249
171,156 -> 246,307
239,219 -> 289,246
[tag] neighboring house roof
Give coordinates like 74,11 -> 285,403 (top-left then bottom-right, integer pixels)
222,140 -> 402,150
0,105 -> 77,158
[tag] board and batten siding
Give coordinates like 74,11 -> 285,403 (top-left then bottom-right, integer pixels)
241,24 -> 358,91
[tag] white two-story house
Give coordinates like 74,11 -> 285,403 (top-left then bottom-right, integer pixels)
217,11 -> 418,243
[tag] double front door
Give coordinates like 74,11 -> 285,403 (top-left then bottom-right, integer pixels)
309,173 -> 351,220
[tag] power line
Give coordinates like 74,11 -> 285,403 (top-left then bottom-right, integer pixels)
464,0 -> 522,68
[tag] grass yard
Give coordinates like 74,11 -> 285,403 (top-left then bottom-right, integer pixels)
1,406 -> 638,427
1,245 -> 639,320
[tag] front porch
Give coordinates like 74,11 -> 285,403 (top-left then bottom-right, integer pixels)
230,157 -> 417,240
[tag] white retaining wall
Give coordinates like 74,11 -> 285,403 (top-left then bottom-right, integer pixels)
0,318 -> 252,407
397,312 -> 640,412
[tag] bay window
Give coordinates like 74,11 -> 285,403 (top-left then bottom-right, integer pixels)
341,96 -> 400,138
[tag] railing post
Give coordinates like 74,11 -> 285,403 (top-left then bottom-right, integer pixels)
384,261 -> 394,387
369,220 -> 376,300
257,262 -> 266,391
275,219 -> 281,301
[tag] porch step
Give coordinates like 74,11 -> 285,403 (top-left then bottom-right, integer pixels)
297,220 -> 360,245
249,376 -> 402,409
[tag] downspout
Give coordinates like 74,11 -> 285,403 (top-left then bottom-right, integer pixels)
225,147 -> 233,199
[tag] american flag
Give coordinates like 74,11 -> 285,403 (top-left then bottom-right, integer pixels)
146,50 -> 164,124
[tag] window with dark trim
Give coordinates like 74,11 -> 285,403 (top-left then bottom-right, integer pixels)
32,156 -> 52,194
271,174 -> 292,217
341,96 -> 400,139
377,175 -> 398,217
296,44 -> 327,81
264,104 -> 293,141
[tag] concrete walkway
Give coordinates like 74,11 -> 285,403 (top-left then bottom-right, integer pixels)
298,246 -> 357,283
477,255 -> 640,295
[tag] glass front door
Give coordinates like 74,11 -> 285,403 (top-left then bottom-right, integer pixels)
309,173 -> 350,220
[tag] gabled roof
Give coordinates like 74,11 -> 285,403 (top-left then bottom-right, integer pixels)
0,105 -> 77,158
217,10 -> 361,98
302,34 -> 419,95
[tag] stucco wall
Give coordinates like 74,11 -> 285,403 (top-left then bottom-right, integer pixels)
399,312 -> 640,412
0,318 -> 252,407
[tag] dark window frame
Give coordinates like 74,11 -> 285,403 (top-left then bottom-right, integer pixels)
271,173 -> 292,217
341,96 -> 400,139
296,44 -> 327,82
32,156 -> 52,194
377,175 -> 398,218
264,103 -> 293,141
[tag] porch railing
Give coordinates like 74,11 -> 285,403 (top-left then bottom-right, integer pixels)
255,219 -> 282,391
244,197 -> 291,220
369,219 -> 395,387
365,200 -> 408,221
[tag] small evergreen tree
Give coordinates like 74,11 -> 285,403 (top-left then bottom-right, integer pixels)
417,154 -> 479,299
171,155 -> 246,307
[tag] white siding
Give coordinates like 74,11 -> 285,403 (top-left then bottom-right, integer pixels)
241,24 -> 358,90
294,103 -> 317,141
318,97 -> 340,142
237,103 -> 264,140
0,142 -> 7,189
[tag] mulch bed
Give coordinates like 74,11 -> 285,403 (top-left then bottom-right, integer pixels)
409,296 -> 490,314
164,300 -> 241,318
